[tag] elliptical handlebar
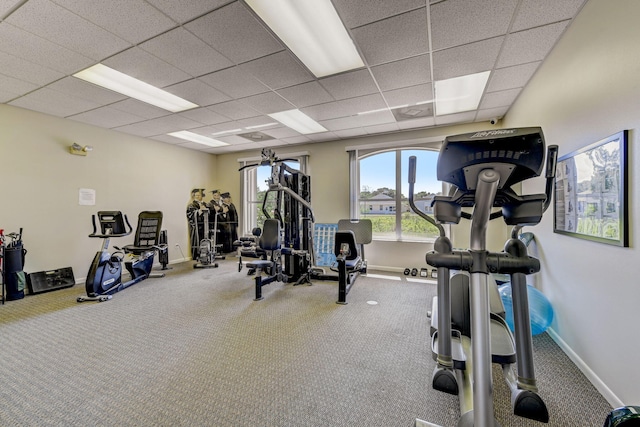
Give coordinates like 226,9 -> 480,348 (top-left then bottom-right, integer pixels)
409,130 -> 558,230
542,145 -> 559,213
408,156 -> 445,237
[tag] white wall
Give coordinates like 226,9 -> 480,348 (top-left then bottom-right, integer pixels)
0,104 -> 216,279
503,0 -> 639,406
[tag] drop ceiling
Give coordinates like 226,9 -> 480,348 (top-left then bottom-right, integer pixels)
0,0 -> 588,154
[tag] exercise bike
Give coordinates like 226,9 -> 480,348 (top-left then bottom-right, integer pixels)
410,127 -> 558,427
78,211 -> 166,303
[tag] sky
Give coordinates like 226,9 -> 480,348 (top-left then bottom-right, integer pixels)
360,149 -> 443,194
255,150 -> 444,195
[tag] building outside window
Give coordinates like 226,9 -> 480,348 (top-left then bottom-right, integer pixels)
356,148 -> 444,242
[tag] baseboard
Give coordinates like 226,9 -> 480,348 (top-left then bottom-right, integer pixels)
368,265 -> 406,273
547,327 -> 623,408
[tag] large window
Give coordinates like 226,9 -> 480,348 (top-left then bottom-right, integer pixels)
240,155 -> 304,234
357,149 -> 443,242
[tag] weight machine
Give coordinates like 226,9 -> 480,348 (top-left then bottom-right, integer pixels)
240,148 -> 371,303
239,149 -> 315,293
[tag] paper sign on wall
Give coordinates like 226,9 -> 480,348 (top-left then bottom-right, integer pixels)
79,188 -> 96,206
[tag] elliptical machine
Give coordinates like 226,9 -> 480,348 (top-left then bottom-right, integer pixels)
78,211 -> 165,303
410,128 -> 558,426
193,208 -> 223,269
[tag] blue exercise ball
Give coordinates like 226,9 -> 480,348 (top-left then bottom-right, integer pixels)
498,283 -> 554,335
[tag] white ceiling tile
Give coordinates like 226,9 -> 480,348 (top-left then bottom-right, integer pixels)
321,110 -> 395,131
332,128 -> 368,139
370,54 -> 431,92
140,27 -> 232,76
68,105 -> 145,128
114,114 -> 201,137
151,133 -> 186,145
178,107 -> 230,126
277,81 -> 334,108
103,47 -> 191,88
302,94 -> 386,121
479,88 -> 520,110
6,0 -> 130,60
486,62 -> 540,92
145,0 -> 231,24
47,76 -> 126,104
207,121 -> 247,133
234,116 -> 278,129
207,100 -> 261,121
319,69 -> 378,101
9,87 -> 101,117
186,125 -> 225,136
0,50 -> 64,85
0,89 -> 18,103
200,66 -> 270,99
383,84 -> 432,107
239,92 -> 295,115
352,8 -> 429,66
0,74 -> 38,96
50,0 -> 176,44
333,0 -> 425,29
265,126 -> 301,139
511,0 -> 587,32
0,0 -> 587,154
109,99 -> 171,120
0,0 -> 22,17
365,122 -> 401,134
164,79 -> 230,107
216,134 -> 253,145
430,0 -> 518,50
281,135 -> 312,144
306,132 -> 339,142
434,111 -> 476,126
185,2 -> 283,64
497,22 -> 569,68
397,116 -> 435,130
432,37 -> 504,80
0,22 -> 94,73
240,51 -> 314,90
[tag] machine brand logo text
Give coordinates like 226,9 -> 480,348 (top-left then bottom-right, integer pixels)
470,129 -> 517,138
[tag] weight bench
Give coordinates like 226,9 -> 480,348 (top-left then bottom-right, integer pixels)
235,227 -> 264,274
245,219 -> 282,301
335,219 -> 372,304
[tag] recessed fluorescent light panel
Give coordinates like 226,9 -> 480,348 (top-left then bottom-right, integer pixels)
435,71 -> 491,116
168,131 -> 228,147
245,0 -> 364,78
269,109 -> 327,134
73,64 -> 198,113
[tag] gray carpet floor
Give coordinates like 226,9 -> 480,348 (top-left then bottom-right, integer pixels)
0,258 -> 612,426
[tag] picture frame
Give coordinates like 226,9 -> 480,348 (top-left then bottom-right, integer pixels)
553,130 -> 629,247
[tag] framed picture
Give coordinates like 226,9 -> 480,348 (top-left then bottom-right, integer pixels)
554,130 -> 629,246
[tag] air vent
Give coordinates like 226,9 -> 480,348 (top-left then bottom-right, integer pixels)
238,132 -> 275,142
391,104 -> 433,122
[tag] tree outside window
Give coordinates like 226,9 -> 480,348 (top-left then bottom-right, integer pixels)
358,149 -> 442,241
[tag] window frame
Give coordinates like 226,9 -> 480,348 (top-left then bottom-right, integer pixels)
350,146 -> 448,243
